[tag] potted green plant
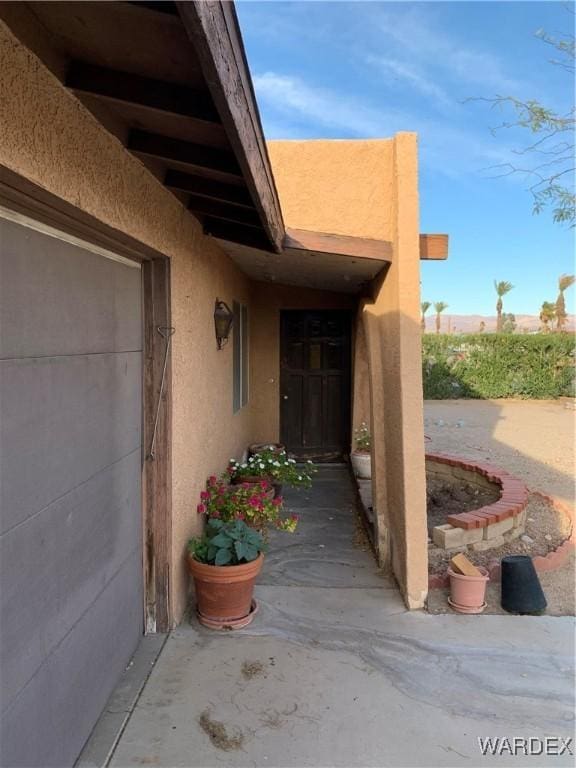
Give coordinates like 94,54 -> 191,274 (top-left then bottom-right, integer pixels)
188,518 -> 265,629
228,448 -> 316,497
197,474 -> 299,536
351,422 -> 371,479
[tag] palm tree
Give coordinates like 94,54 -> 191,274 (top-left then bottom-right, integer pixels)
421,301 -> 431,332
555,274 -> 575,331
540,301 -> 556,333
494,280 -> 514,332
434,302 -> 448,334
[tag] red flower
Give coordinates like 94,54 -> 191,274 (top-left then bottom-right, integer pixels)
272,497 -> 283,506
200,491 -> 209,501
248,496 -> 259,507
211,509 -> 220,518
208,475 -> 217,486
291,514 -> 299,521
259,480 -> 269,489
197,503 -> 206,515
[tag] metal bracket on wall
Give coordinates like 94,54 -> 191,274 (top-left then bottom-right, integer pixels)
147,326 -> 175,461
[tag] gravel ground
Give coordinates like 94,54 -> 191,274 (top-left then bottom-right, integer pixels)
428,493 -> 572,574
424,399 -> 575,509
425,399 -> 575,616
427,552 -> 575,616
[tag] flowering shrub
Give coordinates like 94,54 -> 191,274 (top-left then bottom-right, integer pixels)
197,475 -> 298,533
354,422 -> 371,452
188,518 -> 264,566
228,448 -> 316,489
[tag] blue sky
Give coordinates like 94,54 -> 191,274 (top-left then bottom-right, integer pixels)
236,1 -> 575,316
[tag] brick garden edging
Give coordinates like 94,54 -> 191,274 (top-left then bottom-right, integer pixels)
428,480 -> 575,590
427,452 -> 529,531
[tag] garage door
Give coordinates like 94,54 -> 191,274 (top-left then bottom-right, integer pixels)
0,209 -> 144,767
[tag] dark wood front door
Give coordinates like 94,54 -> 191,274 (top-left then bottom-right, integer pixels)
280,310 -> 351,459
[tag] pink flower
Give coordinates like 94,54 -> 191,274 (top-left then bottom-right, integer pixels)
272,496 -> 282,507
291,514 -> 299,521
235,513 -> 245,521
211,509 -> 220,518
200,491 -> 209,501
248,496 -> 259,507
259,480 -> 269,489
197,503 -> 206,515
226,466 -> 234,475
208,475 -> 217,486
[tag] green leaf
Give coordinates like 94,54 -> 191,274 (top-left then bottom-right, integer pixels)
215,548 -> 232,566
243,545 -> 258,562
234,541 -> 246,561
210,533 -> 231,548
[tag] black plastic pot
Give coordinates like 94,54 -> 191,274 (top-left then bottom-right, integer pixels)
501,555 -> 547,615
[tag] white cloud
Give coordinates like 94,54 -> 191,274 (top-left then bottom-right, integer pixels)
364,55 -> 452,107
253,70 -> 518,181
253,71 -> 409,137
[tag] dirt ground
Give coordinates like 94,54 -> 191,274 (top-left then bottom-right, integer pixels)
424,399 -> 575,509
427,552 -> 575,616
425,399 -> 575,616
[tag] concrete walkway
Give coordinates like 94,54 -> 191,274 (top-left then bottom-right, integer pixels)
109,467 -> 575,767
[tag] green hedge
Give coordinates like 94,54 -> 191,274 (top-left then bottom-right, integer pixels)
422,334 -> 575,399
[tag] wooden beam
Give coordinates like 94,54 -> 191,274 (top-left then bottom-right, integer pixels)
284,227 -> 393,262
142,258 -> 173,633
128,129 -> 242,177
66,61 -> 220,123
419,234 -> 449,260
176,1 -> 285,252
188,195 -> 260,227
203,216 -> 271,250
127,2 -> 179,15
165,169 -> 253,208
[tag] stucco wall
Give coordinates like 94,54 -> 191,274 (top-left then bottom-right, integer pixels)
267,140 -> 394,240
363,134 -> 428,608
0,21 -> 256,623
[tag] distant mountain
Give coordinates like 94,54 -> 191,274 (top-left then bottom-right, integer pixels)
423,314 -> 575,333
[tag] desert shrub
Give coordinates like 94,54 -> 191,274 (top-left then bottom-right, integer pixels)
422,333 -> 575,399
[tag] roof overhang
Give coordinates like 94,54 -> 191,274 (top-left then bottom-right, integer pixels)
216,227 -> 392,294
2,0 -> 284,251
1,1 -> 448,292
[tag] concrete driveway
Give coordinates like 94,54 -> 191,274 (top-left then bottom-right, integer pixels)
108,467 -> 575,768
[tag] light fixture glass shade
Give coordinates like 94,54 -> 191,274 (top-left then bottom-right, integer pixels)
214,299 -> 234,349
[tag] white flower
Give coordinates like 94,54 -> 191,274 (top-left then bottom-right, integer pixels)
298,475 -> 302,480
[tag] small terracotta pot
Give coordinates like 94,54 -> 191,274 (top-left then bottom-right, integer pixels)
188,553 -> 264,628
447,566 -> 489,614
230,476 -> 276,499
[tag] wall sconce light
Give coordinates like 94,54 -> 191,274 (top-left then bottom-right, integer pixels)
214,299 -> 234,350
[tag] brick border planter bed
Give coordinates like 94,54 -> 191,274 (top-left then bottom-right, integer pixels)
427,455 -> 575,589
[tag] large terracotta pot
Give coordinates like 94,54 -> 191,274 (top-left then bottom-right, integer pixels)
448,565 -> 489,614
188,553 -> 264,629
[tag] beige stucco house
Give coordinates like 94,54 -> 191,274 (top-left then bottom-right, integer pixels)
0,2 -> 447,765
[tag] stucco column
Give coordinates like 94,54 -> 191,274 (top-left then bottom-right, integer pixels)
364,133 -> 428,608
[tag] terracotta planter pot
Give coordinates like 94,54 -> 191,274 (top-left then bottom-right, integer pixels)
447,566 -> 489,614
188,553 -> 264,629
351,451 -> 371,479
230,476 -> 277,498
248,442 -> 286,457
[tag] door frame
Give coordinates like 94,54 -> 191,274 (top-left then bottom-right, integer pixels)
0,166 -> 173,632
279,308 -> 352,460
